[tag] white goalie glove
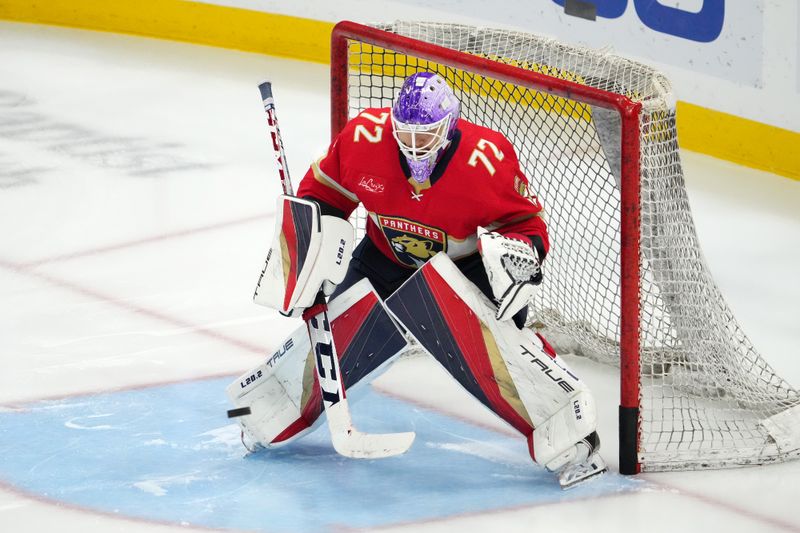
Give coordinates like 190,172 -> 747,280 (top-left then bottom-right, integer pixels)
478,226 -> 542,321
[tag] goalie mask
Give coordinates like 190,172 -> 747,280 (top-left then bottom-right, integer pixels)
391,72 -> 460,183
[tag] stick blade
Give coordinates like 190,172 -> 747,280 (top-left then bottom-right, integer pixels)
324,395 -> 415,459
331,429 -> 416,459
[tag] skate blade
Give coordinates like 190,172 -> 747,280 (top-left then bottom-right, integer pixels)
559,463 -> 608,490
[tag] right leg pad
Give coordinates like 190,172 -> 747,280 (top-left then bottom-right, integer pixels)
227,279 -> 410,449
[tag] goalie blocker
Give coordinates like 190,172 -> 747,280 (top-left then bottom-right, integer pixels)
385,253 -> 607,488
253,195 -> 354,316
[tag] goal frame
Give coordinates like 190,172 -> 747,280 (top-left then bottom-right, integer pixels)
330,20 -> 644,474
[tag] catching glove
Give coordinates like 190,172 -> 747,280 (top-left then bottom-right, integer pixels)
477,226 -> 542,321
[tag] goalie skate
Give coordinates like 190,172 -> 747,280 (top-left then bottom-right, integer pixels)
557,453 -> 607,489
548,432 -> 608,489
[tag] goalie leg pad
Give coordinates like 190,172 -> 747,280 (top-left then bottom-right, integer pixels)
253,195 -> 354,315
386,253 -> 598,466
226,324 -> 314,449
531,390 -> 599,468
326,279 -> 411,387
228,279 -> 410,449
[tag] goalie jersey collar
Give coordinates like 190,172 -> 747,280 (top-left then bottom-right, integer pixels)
397,129 -> 462,189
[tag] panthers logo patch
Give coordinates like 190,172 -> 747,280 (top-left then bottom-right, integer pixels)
378,215 -> 446,268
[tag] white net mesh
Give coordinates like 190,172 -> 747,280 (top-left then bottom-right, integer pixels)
339,21 -> 800,471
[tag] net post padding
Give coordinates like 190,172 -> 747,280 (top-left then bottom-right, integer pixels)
619,103 -> 642,474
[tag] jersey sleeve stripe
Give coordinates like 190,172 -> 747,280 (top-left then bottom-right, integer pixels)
312,157 -> 359,204
496,212 -> 544,227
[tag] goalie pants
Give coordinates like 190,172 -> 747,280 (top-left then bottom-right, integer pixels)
330,237 -> 528,329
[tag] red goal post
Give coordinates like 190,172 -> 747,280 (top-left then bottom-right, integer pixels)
328,20 -> 800,475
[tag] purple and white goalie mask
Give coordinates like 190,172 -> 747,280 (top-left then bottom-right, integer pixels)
391,73 -> 460,183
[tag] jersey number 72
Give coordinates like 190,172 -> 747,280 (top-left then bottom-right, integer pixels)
468,139 -> 504,176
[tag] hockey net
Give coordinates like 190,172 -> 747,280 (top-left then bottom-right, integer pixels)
330,21 -> 800,472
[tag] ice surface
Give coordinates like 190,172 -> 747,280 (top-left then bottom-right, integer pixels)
1,21 -> 799,533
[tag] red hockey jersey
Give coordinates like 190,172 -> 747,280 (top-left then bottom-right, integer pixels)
296,108 -> 548,269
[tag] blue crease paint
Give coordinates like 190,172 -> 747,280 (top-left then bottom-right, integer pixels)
0,378 -> 639,532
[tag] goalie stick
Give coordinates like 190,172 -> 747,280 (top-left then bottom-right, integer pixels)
257,81 -> 415,459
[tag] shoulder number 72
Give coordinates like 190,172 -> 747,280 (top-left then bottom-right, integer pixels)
468,139 -> 504,175
353,112 -> 390,143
